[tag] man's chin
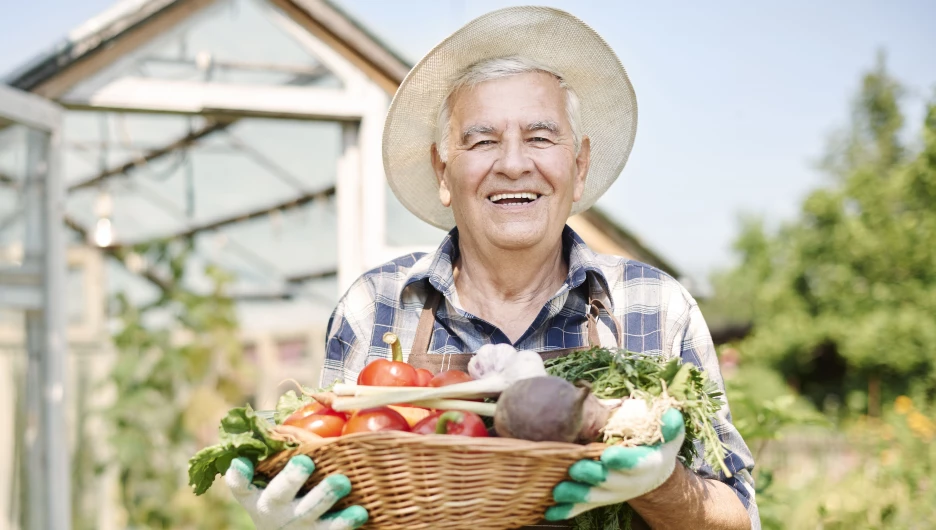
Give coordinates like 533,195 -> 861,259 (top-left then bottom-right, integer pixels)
482,225 -> 550,251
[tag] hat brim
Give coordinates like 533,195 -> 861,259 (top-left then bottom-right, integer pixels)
382,6 -> 637,230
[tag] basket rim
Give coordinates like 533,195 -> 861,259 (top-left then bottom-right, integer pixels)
291,429 -> 606,452
255,430 -> 608,476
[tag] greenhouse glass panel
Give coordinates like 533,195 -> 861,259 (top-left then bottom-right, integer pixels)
384,180 -> 447,248
61,109 -> 342,308
63,0 -> 341,102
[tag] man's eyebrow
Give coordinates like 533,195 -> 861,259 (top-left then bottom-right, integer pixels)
461,124 -> 496,144
527,121 -> 559,134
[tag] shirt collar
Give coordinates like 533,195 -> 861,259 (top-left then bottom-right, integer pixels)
402,225 -> 613,310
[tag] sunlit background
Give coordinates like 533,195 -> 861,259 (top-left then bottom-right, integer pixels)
1,1 -> 934,528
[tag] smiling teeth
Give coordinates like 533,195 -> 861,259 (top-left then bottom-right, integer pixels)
489,192 -> 539,202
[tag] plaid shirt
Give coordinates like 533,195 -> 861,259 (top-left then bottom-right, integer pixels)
323,226 -> 760,528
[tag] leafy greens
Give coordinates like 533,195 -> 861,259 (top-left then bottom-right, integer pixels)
187,402 -> 292,495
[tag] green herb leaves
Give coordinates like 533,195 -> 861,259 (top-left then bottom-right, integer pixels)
187,404 -> 289,495
544,348 -> 730,475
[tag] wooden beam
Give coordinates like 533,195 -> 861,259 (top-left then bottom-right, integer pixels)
30,0 -> 217,99
67,118 -> 232,191
270,0 -> 408,96
105,185 -> 335,249
285,269 -> 337,283
233,267 -> 338,301
64,215 -> 174,292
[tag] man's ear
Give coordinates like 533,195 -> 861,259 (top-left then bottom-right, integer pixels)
431,143 -> 451,207
573,136 -> 591,203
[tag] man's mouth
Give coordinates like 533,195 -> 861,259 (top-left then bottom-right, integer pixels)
488,192 -> 540,205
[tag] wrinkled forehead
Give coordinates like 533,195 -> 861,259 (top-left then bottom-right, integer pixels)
447,71 -> 568,125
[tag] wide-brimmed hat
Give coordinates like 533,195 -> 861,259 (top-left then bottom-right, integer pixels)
382,6 -> 637,230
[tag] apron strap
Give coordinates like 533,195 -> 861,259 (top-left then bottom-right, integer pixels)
587,296 -> 623,349
411,287 -> 442,358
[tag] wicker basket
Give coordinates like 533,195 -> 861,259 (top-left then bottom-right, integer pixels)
254,431 -> 606,530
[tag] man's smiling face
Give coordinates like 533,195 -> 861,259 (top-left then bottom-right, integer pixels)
432,71 -> 590,251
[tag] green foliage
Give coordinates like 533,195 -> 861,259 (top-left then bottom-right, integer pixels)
720,362 -> 829,529
749,397 -> 936,529
708,56 -> 936,405
706,55 -> 936,529
545,347 -> 728,474
546,348 -> 730,530
723,361 -> 828,456
102,239 -> 254,529
188,404 -> 289,495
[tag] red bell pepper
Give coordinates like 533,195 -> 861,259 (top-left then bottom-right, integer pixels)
357,332 -> 418,386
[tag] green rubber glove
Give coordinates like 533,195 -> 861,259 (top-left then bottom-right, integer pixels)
546,408 -> 686,521
225,455 -> 368,530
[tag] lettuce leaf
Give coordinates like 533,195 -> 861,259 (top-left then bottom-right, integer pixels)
274,390 -> 311,425
187,404 -> 288,495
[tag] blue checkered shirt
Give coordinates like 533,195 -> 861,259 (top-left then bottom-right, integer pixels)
323,226 -> 760,527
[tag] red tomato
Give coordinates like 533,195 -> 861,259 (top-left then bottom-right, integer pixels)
286,413 -> 346,438
427,370 -> 473,387
342,407 -> 411,435
283,402 -> 345,424
414,368 -> 434,387
356,359 -> 418,387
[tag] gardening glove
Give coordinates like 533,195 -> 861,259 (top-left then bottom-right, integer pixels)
225,454 -> 368,530
545,408 -> 686,521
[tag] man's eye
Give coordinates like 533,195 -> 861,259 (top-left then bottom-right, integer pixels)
530,137 -> 551,143
473,140 -> 496,147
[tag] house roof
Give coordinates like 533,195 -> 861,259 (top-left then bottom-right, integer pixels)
576,207 -> 680,278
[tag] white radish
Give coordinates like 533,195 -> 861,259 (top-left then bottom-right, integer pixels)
602,395 -> 676,445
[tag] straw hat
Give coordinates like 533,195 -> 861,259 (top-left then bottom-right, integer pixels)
382,6 -> 638,230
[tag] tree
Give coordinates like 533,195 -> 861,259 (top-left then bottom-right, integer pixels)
709,56 -> 936,412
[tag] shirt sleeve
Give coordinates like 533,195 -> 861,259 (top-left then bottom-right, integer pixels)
319,276 -> 376,389
668,282 -> 762,530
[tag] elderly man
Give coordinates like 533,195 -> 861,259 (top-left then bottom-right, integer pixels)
224,6 -> 759,530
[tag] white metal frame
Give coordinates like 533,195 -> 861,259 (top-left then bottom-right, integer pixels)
0,83 -> 70,530
0,246 -> 106,347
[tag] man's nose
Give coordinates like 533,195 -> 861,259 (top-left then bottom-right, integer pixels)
493,135 -> 535,179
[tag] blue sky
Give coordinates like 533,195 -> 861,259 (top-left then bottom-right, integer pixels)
2,0 -> 935,290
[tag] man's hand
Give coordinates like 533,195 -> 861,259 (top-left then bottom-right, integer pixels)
545,408 -> 685,521
226,455 -> 368,530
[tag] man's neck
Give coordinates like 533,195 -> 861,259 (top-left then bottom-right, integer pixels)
452,231 -> 568,339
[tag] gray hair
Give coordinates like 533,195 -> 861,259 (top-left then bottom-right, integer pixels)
435,55 -> 583,162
